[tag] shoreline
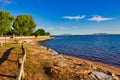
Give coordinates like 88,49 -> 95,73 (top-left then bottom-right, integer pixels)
30,42 -> 120,79
61,54 -> 120,75
59,53 -> 120,68
1,37 -> 120,79
39,45 -> 120,79
32,39 -> 120,75
37,40 -> 120,70
38,44 -> 120,72
22,38 -> 120,79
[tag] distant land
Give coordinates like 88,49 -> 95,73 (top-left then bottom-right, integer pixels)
93,33 -> 120,35
52,33 -> 120,36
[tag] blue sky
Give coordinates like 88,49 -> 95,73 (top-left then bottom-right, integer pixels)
0,0 -> 120,35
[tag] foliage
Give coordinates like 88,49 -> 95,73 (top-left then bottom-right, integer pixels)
0,10 -> 14,35
35,28 -> 50,37
46,32 -> 50,36
0,10 -> 50,36
13,15 -> 36,36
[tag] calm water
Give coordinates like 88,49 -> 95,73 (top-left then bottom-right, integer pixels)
41,35 -> 120,67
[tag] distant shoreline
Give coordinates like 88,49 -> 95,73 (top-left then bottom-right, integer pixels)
51,34 -> 120,36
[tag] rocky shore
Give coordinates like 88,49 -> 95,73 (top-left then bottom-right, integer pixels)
45,47 -> 120,80
24,40 -> 120,80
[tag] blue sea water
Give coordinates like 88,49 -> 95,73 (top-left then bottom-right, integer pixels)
41,35 -> 120,67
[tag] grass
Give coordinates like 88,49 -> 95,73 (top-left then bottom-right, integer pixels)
1,43 -> 117,80
23,44 -> 95,80
0,43 -> 103,80
0,43 -> 22,80
24,44 -> 54,80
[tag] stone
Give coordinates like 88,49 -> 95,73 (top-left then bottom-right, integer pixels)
76,62 -> 88,67
76,70 -> 92,74
91,65 -> 97,70
57,55 -> 67,60
89,71 -> 117,80
49,48 -> 58,56
54,61 -> 68,67
106,71 -> 112,76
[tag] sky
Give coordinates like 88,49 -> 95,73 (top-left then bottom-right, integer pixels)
0,0 -> 120,35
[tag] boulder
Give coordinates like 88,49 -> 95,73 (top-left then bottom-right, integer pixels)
89,71 -> 117,80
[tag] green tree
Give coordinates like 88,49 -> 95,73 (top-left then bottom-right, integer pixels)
0,10 -> 14,36
13,14 -> 36,36
35,28 -> 47,37
46,32 -> 50,35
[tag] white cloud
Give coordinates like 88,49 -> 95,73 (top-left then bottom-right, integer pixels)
87,15 -> 113,23
63,15 -> 86,21
48,27 -> 55,30
0,0 -> 12,5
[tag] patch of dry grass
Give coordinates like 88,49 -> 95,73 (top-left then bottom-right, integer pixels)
0,43 -> 22,80
23,44 -> 95,80
24,44 -> 54,80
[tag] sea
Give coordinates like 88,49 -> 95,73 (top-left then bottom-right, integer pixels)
41,35 -> 120,68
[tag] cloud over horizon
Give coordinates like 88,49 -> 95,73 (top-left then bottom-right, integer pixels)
63,15 -> 86,21
0,0 -> 12,5
87,15 -> 113,23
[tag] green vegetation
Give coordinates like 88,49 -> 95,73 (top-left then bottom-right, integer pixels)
35,28 -> 50,37
0,10 -> 14,36
13,15 -> 36,36
0,10 -> 50,36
